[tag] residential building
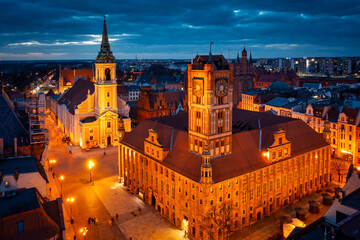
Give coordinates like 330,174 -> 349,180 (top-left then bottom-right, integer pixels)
0,156 -> 48,197
0,188 -> 65,240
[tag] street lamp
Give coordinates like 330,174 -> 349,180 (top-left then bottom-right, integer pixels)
80,227 -> 88,238
49,159 -> 56,173
88,160 -> 94,183
58,175 -> 64,198
66,197 -> 75,224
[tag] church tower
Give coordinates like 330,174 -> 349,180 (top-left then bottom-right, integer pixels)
94,17 -> 119,147
187,45 -> 233,157
94,17 -> 118,115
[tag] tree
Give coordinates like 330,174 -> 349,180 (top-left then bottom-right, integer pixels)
200,201 -> 234,240
331,159 -> 348,183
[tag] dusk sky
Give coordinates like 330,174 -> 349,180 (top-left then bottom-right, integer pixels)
0,0 -> 359,60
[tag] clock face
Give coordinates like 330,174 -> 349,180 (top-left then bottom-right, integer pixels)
215,79 -> 228,97
193,78 -> 204,97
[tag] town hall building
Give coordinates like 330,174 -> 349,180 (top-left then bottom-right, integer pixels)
57,19 -> 123,149
119,51 -> 331,239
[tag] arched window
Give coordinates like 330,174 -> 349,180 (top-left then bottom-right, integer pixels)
105,68 -> 111,81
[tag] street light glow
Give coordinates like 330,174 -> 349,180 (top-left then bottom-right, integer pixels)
88,160 -> 94,169
59,175 -> 64,181
66,197 -> 75,203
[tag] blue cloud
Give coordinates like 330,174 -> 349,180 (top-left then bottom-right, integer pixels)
0,0 -> 359,59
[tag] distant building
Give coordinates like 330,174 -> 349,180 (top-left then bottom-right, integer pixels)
128,85 -> 141,101
233,47 -> 255,107
58,68 -> 93,94
254,70 -> 299,88
136,86 -> 187,123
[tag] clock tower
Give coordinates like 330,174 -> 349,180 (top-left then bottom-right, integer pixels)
188,49 -> 233,157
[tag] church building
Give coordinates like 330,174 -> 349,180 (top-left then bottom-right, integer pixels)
119,50 -> 331,239
57,19 -> 123,149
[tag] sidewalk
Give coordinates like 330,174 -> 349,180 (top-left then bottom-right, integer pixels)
46,165 -> 77,240
92,176 -> 188,240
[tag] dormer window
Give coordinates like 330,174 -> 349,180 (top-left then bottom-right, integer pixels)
266,129 -> 292,163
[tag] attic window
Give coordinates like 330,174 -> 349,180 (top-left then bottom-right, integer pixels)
17,221 -> 24,234
279,138 -> 282,145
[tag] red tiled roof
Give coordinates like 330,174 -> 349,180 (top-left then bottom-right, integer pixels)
256,70 -> 297,83
122,109 -> 328,183
117,85 -> 129,95
60,68 -> 93,86
342,107 -> 359,124
0,188 -> 61,240
57,78 -> 94,114
155,91 -> 186,107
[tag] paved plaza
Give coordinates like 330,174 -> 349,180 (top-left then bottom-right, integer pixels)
92,176 -> 187,240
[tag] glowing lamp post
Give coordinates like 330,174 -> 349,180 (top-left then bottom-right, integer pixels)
66,197 -> 75,224
80,227 -> 88,238
58,175 -> 64,197
49,159 -> 56,173
88,161 -> 94,183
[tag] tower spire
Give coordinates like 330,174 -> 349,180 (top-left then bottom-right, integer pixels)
236,49 -> 240,63
96,16 -> 115,63
208,41 -> 213,63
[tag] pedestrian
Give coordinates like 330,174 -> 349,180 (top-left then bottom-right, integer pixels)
87,217 -> 91,225
92,217 -> 95,224
73,235 -> 76,240
52,172 -> 55,178
115,213 -> 118,220
138,207 -> 142,215
49,187 -> 51,194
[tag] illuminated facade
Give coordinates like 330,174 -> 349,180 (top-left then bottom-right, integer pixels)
302,104 -> 360,165
57,19 -> 120,149
119,52 -> 330,239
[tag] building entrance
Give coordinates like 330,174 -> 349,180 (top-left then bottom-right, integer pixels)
107,135 -> 111,146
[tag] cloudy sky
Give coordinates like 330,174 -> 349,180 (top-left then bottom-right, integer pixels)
0,0 -> 359,60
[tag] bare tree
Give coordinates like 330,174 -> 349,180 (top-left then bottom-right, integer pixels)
331,159 -> 348,183
200,201 -> 234,240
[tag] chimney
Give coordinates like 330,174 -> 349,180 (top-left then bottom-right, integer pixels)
14,137 -> 17,157
0,138 -> 3,159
